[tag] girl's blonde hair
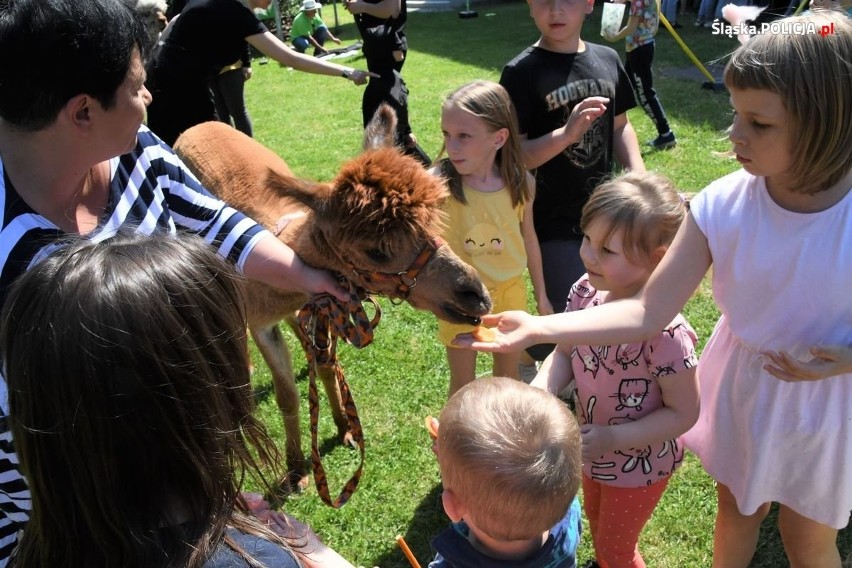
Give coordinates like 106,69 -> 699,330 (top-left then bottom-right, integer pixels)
581,171 -> 687,267
724,11 -> 852,194
436,81 -> 534,208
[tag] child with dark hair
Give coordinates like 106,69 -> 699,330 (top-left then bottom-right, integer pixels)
0,234 -> 353,568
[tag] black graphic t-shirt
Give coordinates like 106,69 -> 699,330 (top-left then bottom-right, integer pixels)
500,43 -> 636,242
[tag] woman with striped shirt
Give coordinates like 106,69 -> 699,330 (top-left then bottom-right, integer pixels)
0,0 -> 346,563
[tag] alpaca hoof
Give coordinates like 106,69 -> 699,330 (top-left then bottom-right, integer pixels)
280,469 -> 310,493
342,431 -> 358,449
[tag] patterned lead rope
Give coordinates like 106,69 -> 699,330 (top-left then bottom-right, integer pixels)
296,281 -> 381,508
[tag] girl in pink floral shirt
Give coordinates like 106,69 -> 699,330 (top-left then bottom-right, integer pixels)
532,172 -> 698,568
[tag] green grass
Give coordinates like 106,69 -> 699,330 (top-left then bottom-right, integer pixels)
239,3 -> 851,566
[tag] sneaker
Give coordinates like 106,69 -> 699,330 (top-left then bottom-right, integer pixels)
694,18 -> 704,26
649,131 -> 677,150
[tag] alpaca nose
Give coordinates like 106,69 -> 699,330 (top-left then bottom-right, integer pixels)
458,282 -> 492,314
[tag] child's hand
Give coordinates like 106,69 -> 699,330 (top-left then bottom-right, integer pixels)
580,423 -> 615,461
762,345 -> 852,382
452,311 -> 540,352
601,30 -> 618,41
563,97 -> 609,148
333,37 -> 342,44
536,295 -> 554,316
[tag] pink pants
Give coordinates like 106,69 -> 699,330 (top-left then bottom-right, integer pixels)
582,474 -> 670,568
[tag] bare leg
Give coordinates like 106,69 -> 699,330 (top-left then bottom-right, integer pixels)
778,505 -> 841,568
493,350 -> 521,380
447,347 -> 477,397
712,482 -> 770,568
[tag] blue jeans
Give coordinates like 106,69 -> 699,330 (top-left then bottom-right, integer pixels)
292,26 -> 331,53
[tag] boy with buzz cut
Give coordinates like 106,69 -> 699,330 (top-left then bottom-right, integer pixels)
430,376 -> 583,567
500,0 -> 645,335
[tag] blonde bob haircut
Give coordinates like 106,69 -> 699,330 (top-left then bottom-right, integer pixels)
580,171 -> 687,268
724,11 -> 852,194
438,376 -> 581,541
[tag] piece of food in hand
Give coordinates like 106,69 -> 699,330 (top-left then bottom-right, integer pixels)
471,325 -> 496,342
424,415 -> 439,439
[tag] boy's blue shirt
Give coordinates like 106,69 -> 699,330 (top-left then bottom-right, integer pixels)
428,497 -> 581,568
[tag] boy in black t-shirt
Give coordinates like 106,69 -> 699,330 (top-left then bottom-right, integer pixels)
500,0 -> 644,334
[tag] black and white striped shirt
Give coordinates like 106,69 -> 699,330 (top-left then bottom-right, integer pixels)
0,125 -> 267,564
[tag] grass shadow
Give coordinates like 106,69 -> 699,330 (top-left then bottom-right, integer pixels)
370,483 -> 448,568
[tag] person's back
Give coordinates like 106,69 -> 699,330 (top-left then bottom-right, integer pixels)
431,376 -> 582,567
0,234 -> 300,567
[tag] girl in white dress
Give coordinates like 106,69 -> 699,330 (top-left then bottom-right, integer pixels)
454,11 -> 852,567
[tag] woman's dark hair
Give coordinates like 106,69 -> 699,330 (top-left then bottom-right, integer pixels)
0,0 -> 152,130
1,234 -> 292,567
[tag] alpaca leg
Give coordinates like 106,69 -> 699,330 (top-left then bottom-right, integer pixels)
317,364 -> 355,448
284,316 -> 353,447
249,324 -> 310,491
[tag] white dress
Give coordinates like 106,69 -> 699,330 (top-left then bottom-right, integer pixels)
681,170 -> 852,529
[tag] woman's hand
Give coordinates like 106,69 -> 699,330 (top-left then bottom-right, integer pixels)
346,69 -> 376,86
452,310 -> 541,352
763,345 -> 852,382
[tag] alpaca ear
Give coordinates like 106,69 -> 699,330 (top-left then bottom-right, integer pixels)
265,169 -> 333,214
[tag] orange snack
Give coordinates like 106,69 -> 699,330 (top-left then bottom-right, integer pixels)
424,415 -> 439,439
471,325 -> 496,342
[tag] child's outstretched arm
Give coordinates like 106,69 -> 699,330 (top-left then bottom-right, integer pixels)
531,344 -> 575,394
601,14 -> 640,42
520,180 -> 553,315
581,366 -> 699,462
763,345 -> 852,382
612,112 -> 645,172
455,213 -> 711,351
519,97 -> 609,169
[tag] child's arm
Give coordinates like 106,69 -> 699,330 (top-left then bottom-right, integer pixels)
531,345 -> 575,394
763,345 -> 852,382
453,213 -> 711,350
519,97 -> 610,169
602,14 -> 641,42
581,365 -> 698,462
612,112 -> 645,171
520,180 -> 553,315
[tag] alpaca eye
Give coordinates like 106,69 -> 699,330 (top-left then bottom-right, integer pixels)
365,248 -> 389,263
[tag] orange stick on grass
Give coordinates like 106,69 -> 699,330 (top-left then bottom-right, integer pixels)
395,534 -> 422,568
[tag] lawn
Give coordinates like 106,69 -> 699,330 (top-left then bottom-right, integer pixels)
239,3 -> 851,566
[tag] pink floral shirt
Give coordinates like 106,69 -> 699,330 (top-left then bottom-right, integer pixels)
567,276 -> 698,488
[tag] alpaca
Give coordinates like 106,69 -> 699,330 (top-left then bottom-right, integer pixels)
174,107 -> 491,490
